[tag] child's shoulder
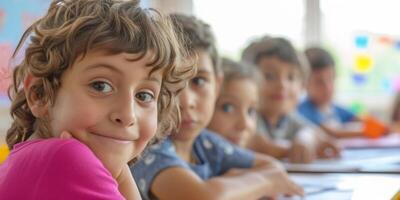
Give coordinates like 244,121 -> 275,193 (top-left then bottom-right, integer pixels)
14,138 -> 92,159
195,129 -> 237,156
9,138 -> 104,175
197,129 -> 227,142
1,138 -> 120,199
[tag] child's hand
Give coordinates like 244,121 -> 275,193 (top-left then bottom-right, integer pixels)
288,128 -> 320,163
316,137 -> 341,159
58,131 -> 141,199
263,168 -> 304,198
288,139 -> 316,163
59,131 -> 73,139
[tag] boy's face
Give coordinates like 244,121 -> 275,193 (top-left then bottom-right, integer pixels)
307,67 -> 335,106
173,50 -> 220,141
258,56 -> 303,116
208,79 -> 258,147
48,50 -> 161,174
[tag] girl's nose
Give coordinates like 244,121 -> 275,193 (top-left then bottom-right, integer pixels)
110,97 -> 136,127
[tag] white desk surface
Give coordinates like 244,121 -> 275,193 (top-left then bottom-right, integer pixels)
283,138 -> 400,199
282,173 -> 400,200
285,146 -> 400,173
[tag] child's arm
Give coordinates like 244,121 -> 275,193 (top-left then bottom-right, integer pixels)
116,165 -> 142,200
246,128 -> 319,163
289,127 -> 341,163
150,154 -> 303,200
390,121 -> 400,133
151,165 -> 302,200
313,128 -> 342,158
246,128 -> 340,163
288,127 -> 318,163
320,124 -> 363,138
246,133 -> 290,159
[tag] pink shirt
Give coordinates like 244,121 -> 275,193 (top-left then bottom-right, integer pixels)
0,138 -> 124,200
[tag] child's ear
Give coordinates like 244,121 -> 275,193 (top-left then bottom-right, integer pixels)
23,74 -> 48,118
215,73 -> 224,97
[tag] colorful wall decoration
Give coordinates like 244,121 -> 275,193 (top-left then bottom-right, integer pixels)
346,33 -> 400,94
332,32 -> 400,117
0,0 -> 50,105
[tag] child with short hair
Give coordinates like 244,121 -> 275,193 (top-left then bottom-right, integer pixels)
298,47 -> 370,138
242,37 -> 340,163
0,0 -> 193,199
131,14 -> 303,200
208,58 -> 294,159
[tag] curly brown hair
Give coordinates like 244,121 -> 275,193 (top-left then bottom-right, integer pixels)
7,0 -> 194,152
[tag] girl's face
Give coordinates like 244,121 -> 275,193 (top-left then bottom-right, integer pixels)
173,50 -> 220,141
48,50 -> 162,176
258,56 -> 303,117
208,79 -> 259,147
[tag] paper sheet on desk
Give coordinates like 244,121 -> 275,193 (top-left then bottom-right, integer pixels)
284,148 -> 400,173
340,134 -> 400,149
282,174 -> 400,200
284,162 -> 359,173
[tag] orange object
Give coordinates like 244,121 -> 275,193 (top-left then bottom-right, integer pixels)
0,144 -> 9,164
363,116 -> 388,138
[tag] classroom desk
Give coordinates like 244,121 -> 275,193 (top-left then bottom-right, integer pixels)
282,136 -> 400,199
282,173 -> 400,200
285,134 -> 400,174
339,134 -> 400,149
285,147 -> 400,173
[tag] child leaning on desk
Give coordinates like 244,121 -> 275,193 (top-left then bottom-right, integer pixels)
299,47 -> 388,138
239,36 -> 341,164
130,14 -> 303,200
208,57 -> 310,163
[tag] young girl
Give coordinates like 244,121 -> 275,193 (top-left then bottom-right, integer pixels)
131,14 -> 303,200
208,58 -> 291,159
0,0 -> 193,199
208,58 -> 259,147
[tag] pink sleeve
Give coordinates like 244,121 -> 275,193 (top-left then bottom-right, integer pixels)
38,140 -> 124,200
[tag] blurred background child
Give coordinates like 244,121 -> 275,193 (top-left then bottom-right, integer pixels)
298,47 -> 363,138
208,58 -> 260,147
242,36 -> 341,163
299,47 -> 388,138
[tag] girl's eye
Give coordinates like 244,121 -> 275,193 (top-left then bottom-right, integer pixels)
222,103 -> 235,113
90,81 -> 113,93
192,76 -> 207,87
135,91 -> 155,103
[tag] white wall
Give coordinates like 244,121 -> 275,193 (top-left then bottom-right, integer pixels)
0,107 -> 10,143
147,0 -> 193,15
